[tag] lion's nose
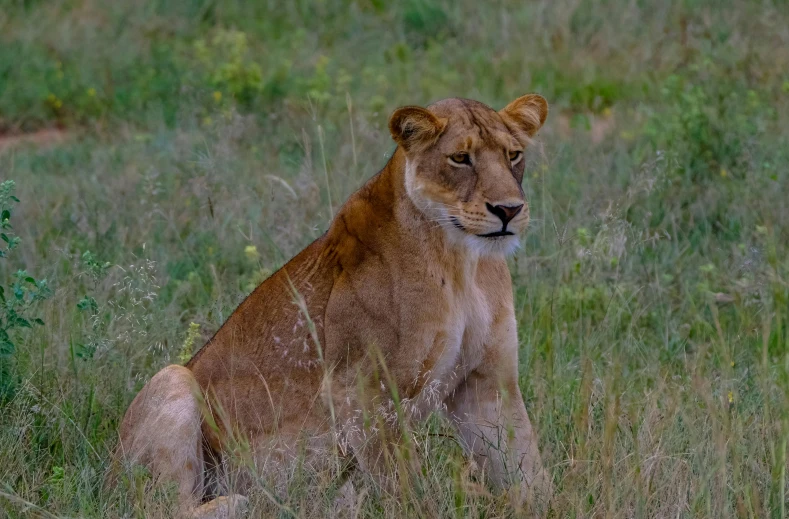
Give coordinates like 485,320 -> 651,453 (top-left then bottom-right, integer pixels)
485,203 -> 523,226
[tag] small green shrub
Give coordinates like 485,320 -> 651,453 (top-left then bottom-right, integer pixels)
194,29 -> 265,107
643,73 -> 775,181
0,180 -> 51,402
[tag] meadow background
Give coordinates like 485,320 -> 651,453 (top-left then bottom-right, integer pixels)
1,0 -> 789,517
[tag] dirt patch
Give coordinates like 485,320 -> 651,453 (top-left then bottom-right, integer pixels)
0,128 -> 69,154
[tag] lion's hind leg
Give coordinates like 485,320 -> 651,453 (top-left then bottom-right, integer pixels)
114,364 -> 206,513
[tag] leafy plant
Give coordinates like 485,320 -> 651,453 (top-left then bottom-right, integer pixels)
0,181 -> 51,401
73,250 -> 114,360
194,29 -> 265,107
643,73 -> 774,181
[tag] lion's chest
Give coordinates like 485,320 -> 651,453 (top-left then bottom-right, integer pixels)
404,276 -> 493,418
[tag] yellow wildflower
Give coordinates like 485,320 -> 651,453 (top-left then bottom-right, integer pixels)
245,245 -> 259,261
87,88 -> 96,97
46,94 -> 63,109
213,91 -> 222,103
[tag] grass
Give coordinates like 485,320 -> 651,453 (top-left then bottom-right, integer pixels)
1,0 -> 789,517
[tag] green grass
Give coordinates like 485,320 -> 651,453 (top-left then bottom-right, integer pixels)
1,0 -> 789,517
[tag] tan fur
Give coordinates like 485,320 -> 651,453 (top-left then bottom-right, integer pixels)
113,94 -> 552,517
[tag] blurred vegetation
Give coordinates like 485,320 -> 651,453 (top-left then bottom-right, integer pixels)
1,0 -> 789,517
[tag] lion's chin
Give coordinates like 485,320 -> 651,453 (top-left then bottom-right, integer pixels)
464,233 -> 521,257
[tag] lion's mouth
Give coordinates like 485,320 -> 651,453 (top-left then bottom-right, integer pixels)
477,230 -> 515,238
450,216 -> 515,239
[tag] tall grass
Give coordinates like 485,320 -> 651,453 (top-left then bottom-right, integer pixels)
1,0 -> 788,517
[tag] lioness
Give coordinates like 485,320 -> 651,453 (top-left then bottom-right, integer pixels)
115,94 -> 552,517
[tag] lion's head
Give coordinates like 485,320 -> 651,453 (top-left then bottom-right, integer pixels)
389,94 -> 548,256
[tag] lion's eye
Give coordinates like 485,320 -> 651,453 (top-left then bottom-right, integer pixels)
509,150 -> 523,164
448,152 -> 471,166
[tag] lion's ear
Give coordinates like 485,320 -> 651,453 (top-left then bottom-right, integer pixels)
500,94 -> 548,143
389,106 -> 447,153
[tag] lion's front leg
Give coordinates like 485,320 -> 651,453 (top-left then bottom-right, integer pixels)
446,358 -> 553,517
335,387 -> 421,498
